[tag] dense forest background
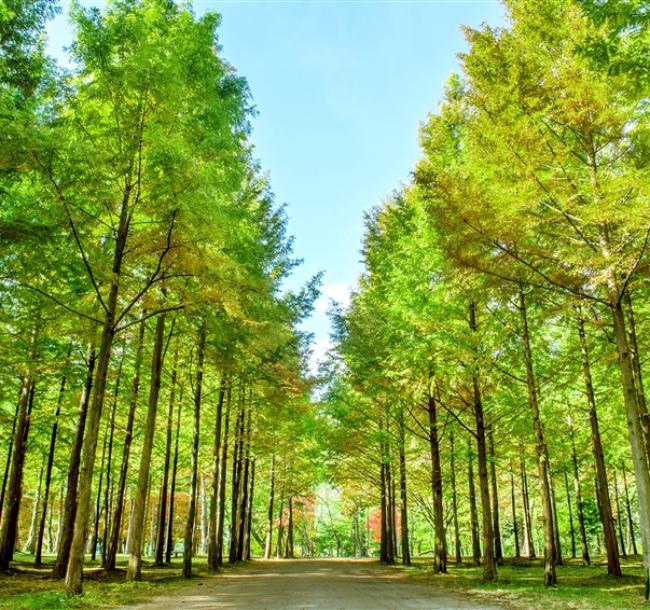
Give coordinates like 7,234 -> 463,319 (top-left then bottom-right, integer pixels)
1,0 -> 650,606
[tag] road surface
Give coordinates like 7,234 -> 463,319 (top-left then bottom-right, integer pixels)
125,559 -> 503,610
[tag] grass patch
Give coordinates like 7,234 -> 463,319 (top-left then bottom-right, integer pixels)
0,552 -> 226,610
398,555 -> 647,609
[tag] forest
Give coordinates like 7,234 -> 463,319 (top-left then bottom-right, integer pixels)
1,0 -> 649,609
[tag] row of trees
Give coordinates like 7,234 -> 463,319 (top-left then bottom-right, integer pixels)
0,0 -> 320,597
324,0 -> 650,600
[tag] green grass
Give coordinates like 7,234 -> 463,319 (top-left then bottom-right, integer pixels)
398,555 -> 648,609
0,552 -> 225,610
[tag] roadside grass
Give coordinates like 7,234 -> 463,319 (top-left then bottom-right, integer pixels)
0,552 -> 225,610
400,555 -> 647,609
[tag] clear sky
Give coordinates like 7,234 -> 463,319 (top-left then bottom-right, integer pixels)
47,0 -> 505,370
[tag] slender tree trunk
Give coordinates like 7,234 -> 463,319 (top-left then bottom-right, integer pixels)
183,319 -> 206,578
64,191 -> 133,595
53,343 -> 96,578
488,428 -> 503,564
215,387 -> 231,567
510,460 -> 520,559
623,292 -> 650,465
564,468 -> 576,559
126,313 -> 166,581
246,459 -> 255,560
605,280 -> 650,598
230,394 -> 245,563
207,377 -> 226,569
570,433 -> 590,565
101,355 -> 122,567
166,381 -> 183,564
264,453 -> 275,559
4,377 -> 38,561
576,310 -> 621,575
285,495 -> 294,559
518,288 -> 556,586
427,392 -> 446,572
199,474 -> 208,554
389,460 -> 397,560
105,316 -> 146,572
622,467 -> 638,556
520,443 -> 535,559
468,440 -> 481,566
468,302 -> 496,581
398,409 -> 411,566
91,423 -> 109,561
25,462 -> 44,554
379,460 -> 388,563
237,403 -> 252,561
36,368 -> 67,565
450,429 -> 462,564
549,465 -> 563,565
614,475 -> 627,557
276,490 -> 285,559
0,398 -> 19,525
155,350 -> 177,567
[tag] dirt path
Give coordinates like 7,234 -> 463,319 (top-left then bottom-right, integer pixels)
124,559 -> 503,610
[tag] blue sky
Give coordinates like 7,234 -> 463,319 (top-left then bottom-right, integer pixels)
47,0 -> 504,370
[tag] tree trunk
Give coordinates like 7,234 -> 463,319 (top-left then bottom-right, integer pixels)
126,313 -> 166,581
53,343 -> 96,578
264,453 -> 275,559
427,392 -> 446,572
0,398 -> 19,526
101,354 -> 122,567
467,440 -> 481,566
91,422 -> 109,561
614,475 -> 626,557
155,350 -> 177,566
622,467 -> 638,556
64,190 -> 133,595
450,429 -> 462,564
4,377 -> 38,561
623,292 -> 650,465
549,465 -> 563,565
276,489 -> 285,559
25,462 -> 44,554
237,403 -> 252,562
105,316 -> 146,572
564,468 -> 576,559
207,377 -> 226,570
166,380 -> 183,565
488,428 -> 503,564
469,302 -> 496,581
570,432 -> 590,565
230,393 -> 245,563
518,288 -> 556,586
215,386 -> 231,567
510,460 -> 520,559
398,409 -> 411,566
246,459 -> 255,560
183,319 -> 206,578
520,443 -> 535,559
285,495 -> 293,559
605,280 -> 650,598
576,310 -> 621,575
36,369 -> 67,565
379,460 -> 388,563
